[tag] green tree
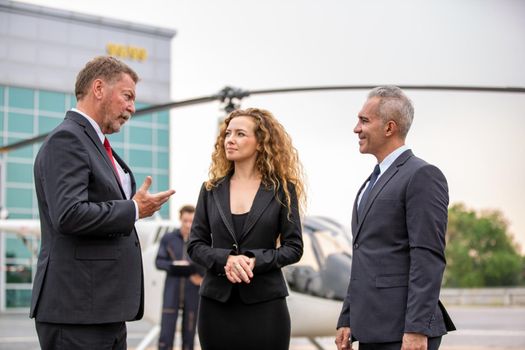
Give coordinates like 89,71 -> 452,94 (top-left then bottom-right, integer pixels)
444,203 -> 523,287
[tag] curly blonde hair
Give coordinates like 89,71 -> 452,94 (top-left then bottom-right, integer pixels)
206,108 -> 306,216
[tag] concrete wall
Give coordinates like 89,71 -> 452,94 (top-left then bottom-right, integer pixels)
441,288 -> 525,306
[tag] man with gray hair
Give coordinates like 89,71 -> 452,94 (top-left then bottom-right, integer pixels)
31,56 -> 175,349
335,86 -> 455,350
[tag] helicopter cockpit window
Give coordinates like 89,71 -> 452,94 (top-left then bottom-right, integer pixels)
283,233 -> 325,298
284,217 -> 352,301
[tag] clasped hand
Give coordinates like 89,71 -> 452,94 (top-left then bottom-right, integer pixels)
224,255 -> 255,284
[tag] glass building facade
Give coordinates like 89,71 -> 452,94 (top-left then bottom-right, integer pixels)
0,1 -> 175,311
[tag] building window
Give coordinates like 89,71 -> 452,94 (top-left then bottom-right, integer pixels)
4,233 -> 37,309
0,84 -> 170,309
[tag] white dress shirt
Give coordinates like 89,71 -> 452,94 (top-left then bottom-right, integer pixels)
358,145 -> 410,206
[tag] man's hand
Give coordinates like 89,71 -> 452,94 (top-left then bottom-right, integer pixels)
402,332 -> 427,350
133,176 -> 175,219
335,327 -> 352,350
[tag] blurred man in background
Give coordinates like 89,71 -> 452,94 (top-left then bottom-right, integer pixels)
156,205 -> 204,350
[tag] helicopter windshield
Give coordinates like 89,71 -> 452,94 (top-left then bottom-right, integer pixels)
284,216 -> 352,301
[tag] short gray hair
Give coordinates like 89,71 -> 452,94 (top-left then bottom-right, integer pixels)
75,56 -> 139,101
368,85 -> 414,138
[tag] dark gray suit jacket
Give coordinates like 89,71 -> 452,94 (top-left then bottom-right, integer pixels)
30,111 -> 144,324
337,150 -> 455,343
187,175 -> 303,304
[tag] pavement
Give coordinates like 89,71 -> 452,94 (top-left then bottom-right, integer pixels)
0,306 -> 524,349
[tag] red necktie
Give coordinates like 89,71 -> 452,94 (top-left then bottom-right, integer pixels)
103,137 -> 121,184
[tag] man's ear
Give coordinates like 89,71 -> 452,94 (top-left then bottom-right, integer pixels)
385,120 -> 398,137
92,78 -> 104,100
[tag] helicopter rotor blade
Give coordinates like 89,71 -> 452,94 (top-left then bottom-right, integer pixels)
248,85 -> 525,96
133,95 -> 220,116
0,94 -> 221,153
1,84 -> 524,153
0,134 -> 50,153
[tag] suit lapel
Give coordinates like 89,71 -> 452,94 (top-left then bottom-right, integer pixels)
65,111 -> 126,199
351,181 -> 366,235
211,176 -> 238,244
238,183 -> 274,242
100,141 -> 127,197
211,176 -> 275,244
354,150 -> 414,241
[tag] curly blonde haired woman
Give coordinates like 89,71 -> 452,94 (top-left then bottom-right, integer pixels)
188,108 -> 306,350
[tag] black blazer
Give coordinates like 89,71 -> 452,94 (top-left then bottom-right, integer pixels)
30,111 -> 143,324
187,175 -> 303,304
337,150 -> 455,343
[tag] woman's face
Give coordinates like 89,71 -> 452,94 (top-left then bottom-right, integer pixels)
224,116 -> 259,163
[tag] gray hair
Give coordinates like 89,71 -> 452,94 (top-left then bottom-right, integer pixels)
75,56 -> 139,101
368,85 -> 414,138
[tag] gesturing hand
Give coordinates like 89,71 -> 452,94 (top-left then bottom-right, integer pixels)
133,176 -> 175,219
224,255 -> 255,284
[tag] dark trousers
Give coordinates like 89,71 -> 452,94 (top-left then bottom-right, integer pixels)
158,307 -> 199,350
158,282 -> 200,350
35,320 -> 126,350
358,336 -> 442,350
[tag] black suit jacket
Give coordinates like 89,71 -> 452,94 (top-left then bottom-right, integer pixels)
30,111 -> 144,324
187,175 -> 303,304
337,150 -> 455,343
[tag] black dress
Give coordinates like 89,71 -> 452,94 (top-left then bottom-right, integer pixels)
197,212 -> 291,350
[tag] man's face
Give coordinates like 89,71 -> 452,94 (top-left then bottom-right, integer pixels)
99,73 -> 136,134
179,212 -> 194,239
353,97 -> 387,157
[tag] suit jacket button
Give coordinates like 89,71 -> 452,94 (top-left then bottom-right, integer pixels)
135,241 -> 139,247
353,243 -> 359,249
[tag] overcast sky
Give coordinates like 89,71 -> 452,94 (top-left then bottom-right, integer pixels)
19,0 -> 525,251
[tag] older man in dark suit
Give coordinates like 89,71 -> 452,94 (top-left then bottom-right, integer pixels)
335,86 -> 455,350
31,56 -> 175,350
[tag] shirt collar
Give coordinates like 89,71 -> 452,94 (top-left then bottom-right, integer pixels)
71,108 -> 105,144
378,144 -> 409,175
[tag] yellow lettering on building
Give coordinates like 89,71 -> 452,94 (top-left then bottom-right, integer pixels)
106,43 -> 148,62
